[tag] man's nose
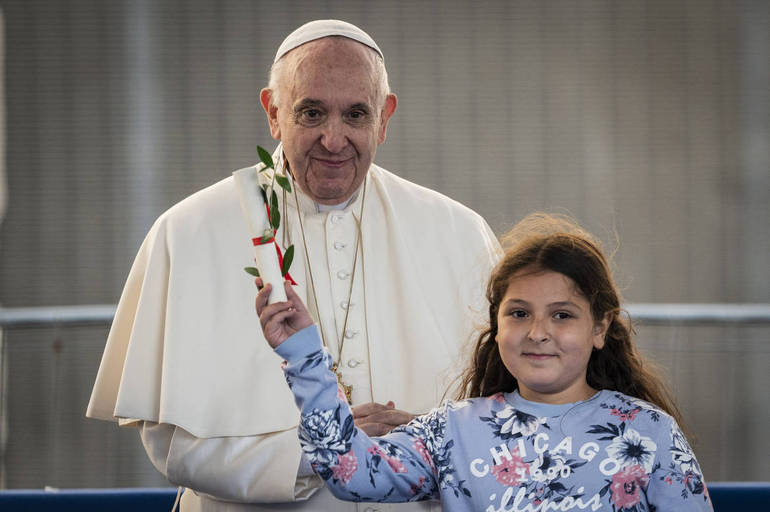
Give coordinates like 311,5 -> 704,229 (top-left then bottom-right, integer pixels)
319,117 -> 349,153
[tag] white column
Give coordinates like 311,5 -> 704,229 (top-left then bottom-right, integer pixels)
124,0 -> 161,246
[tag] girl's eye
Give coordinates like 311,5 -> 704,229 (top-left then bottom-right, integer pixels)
510,310 -> 528,318
554,311 -> 572,320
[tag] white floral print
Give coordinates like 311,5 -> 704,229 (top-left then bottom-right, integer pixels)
606,428 -> 657,473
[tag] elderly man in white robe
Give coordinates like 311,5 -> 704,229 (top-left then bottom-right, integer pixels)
87,20 -> 501,511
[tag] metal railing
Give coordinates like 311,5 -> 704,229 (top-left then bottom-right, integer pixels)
1,303 -> 770,329
0,305 -> 117,329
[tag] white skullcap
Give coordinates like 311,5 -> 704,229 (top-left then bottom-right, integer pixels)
274,19 -> 383,63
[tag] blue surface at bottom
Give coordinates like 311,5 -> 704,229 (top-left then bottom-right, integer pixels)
0,483 -> 768,511
0,487 -> 179,511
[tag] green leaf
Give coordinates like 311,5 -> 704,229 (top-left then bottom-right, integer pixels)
275,174 -> 292,193
257,145 -> 274,169
259,229 -> 274,244
259,185 -> 268,205
281,245 -> 294,276
270,190 -> 280,230
244,266 -> 260,277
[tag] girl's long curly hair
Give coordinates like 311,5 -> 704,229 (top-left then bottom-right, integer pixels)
456,213 -> 689,437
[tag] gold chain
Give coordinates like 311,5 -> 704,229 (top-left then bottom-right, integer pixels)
290,172 -> 366,405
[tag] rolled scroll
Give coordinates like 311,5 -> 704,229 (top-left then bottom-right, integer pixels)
232,167 -> 288,304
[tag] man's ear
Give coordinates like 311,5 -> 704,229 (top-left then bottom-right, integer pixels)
260,88 -> 281,140
592,313 -> 611,350
377,93 -> 398,145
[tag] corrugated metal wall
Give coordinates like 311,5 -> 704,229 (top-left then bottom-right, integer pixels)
1,0 -> 768,488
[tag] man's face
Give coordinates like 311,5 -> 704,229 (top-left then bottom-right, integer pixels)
261,38 -> 397,205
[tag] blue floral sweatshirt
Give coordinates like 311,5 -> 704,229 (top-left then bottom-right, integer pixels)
276,325 -> 713,512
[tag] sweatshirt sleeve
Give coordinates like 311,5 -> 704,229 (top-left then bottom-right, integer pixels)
644,417 -> 713,511
275,325 -> 440,503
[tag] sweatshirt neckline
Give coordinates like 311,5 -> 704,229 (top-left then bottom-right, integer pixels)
503,389 -> 606,418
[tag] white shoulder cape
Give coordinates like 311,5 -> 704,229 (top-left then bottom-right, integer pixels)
87,163 -> 501,437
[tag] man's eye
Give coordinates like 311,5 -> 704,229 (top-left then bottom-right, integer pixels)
347,110 -> 369,122
295,109 -> 325,126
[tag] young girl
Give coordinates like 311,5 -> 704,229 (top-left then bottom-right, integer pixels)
256,213 -> 712,512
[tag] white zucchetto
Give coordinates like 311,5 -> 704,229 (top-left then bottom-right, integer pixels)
274,19 -> 383,63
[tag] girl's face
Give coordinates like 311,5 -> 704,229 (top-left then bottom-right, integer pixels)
496,268 -> 609,404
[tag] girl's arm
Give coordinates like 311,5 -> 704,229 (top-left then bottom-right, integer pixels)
256,282 -> 439,503
275,325 -> 439,503
646,418 -> 713,511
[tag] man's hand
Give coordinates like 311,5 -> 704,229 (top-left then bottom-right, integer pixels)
352,401 -> 416,436
255,280 -> 313,348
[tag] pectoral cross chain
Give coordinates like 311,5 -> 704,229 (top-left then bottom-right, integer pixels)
331,362 -> 353,404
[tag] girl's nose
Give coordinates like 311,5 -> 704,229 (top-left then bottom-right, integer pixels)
527,318 -> 550,343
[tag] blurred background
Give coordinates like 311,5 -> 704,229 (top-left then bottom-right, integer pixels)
0,0 -> 768,490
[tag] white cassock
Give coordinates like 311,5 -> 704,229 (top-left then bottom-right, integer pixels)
87,146 -> 502,511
